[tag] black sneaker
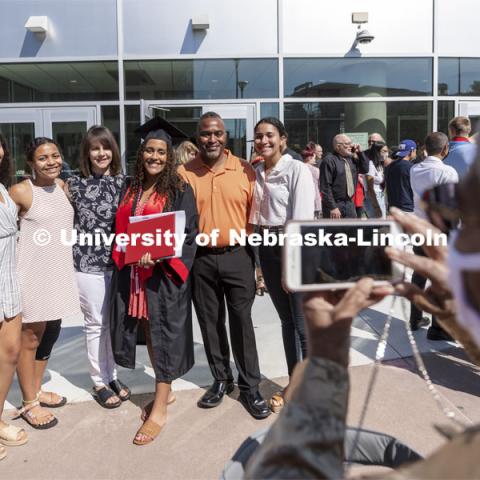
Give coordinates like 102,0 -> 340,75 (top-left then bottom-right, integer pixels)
427,327 -> 454,341
410,317 -> 430,331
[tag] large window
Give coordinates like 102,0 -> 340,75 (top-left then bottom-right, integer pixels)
438,101 -> 455,135
0,62 -> 119,102
439,58 -> 480,96
125,105 -> 141,175
124,59 -> 279,100
284,58 -> 432,98
284,101 -> 432,152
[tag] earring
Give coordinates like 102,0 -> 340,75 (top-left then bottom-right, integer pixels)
31,169 -> 36,180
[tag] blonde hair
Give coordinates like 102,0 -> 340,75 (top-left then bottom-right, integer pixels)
175,141 -> 199,165
449,116 -> 471,137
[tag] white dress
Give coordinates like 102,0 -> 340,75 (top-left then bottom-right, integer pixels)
0,183 -> 21,320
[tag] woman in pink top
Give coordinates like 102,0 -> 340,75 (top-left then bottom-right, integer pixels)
9,138 -> 80,430
302,147 -> 322,218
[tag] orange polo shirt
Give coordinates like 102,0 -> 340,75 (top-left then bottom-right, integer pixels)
178,149 -> 255,247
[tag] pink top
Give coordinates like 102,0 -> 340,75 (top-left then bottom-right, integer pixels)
17,180 -> 80,323
305,164 -> 322,212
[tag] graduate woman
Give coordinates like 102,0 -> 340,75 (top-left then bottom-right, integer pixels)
110,123 -> 198,445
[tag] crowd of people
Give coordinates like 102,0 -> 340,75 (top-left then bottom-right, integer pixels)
0,110 -> 478,477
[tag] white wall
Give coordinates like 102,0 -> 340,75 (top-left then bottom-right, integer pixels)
436,0 -> 480,56
122,0 -> 278,57
0,0 -> 118,60
282,0 -> 433,56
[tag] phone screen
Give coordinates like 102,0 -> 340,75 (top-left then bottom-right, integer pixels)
300,224 -> 393,285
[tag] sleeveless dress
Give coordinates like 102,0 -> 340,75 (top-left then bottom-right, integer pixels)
0,183 -> 21,320
16,180 -> 80,323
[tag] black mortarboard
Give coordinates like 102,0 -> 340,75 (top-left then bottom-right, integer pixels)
135,117 -> 190,147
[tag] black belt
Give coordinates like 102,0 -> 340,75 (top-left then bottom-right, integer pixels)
258,225 -> 284,234
197,244 -> 242,255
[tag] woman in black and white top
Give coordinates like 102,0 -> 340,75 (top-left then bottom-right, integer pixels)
65,126 -> 130,408
249,117 -> 315,413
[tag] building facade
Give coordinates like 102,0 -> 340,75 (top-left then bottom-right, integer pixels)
1,0 -> 479,177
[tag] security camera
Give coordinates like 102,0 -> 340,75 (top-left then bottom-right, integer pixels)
356,29 -> 374,44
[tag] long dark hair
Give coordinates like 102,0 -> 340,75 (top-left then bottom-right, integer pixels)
0,133 -> 13,187
366,141 -> 386,169
127,139 -> 184,210
79,126 -> 121,177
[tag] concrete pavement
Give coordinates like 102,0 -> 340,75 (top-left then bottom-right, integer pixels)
3,293 -> 479,479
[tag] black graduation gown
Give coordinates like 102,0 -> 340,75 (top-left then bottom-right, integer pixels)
110,184 -> 198,382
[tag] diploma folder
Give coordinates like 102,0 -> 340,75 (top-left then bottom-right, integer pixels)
124,211 -> 186,265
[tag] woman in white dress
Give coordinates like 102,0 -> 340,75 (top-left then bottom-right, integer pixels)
364,142 -> 387,218
9,137 -> 80,430
0,134 -> 28,460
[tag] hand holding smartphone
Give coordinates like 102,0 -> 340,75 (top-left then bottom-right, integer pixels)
284,219 -> 405,291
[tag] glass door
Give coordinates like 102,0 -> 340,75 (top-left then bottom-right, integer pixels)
201,104 -> 256,161
0,108 -> 42,181
144,102 -> 256,160
0,106 -> 96,182
43,107 -> 97,178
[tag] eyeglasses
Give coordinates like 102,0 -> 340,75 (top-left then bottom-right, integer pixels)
337,142 -> 352,147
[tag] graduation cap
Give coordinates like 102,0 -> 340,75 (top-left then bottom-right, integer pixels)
135,116 -> 192,147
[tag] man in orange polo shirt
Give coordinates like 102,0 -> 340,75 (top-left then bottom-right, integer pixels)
178,112 -> 270,419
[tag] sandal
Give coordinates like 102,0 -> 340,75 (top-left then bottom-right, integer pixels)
92,387 -> 121,409
133,419 -> 164,446
0,423 -> 28,446
269,391 -> 285,414
109,379 -> 131,402
39,390 -> 67,408
0,445 -> 6,461
13,396 -> 58,430
140,394 -> 176,422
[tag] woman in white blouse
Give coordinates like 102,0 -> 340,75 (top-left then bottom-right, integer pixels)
249,117 -> 315,413
364,142 -> 388,218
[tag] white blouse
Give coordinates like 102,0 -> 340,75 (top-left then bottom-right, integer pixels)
249,154 -> 315,226
367,160 -> 384,193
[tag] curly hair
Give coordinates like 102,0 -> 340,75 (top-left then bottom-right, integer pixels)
127,139 -> 185,210
0,133 -> 13,187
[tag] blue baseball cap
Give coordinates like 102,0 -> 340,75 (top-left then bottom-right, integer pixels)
396,139 -> 417,158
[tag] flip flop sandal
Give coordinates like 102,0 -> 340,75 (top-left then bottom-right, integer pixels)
269,391 -> 285,414
0,423 -> 28,446
38,390 -> 67,408
0,445 -> 6,461
92,387 -> 121,409
133,419 -> 163,446
141,394 -> 176,422
13,399 -> 58,430
109,380 -> 131,402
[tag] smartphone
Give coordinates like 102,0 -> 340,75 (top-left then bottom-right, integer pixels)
284,219 -> 405,291
421,182 -> 460,233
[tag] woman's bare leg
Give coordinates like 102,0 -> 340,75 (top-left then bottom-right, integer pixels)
0,314 -> 22,421
135,321 -> 170,443
16,322 -> 55,425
